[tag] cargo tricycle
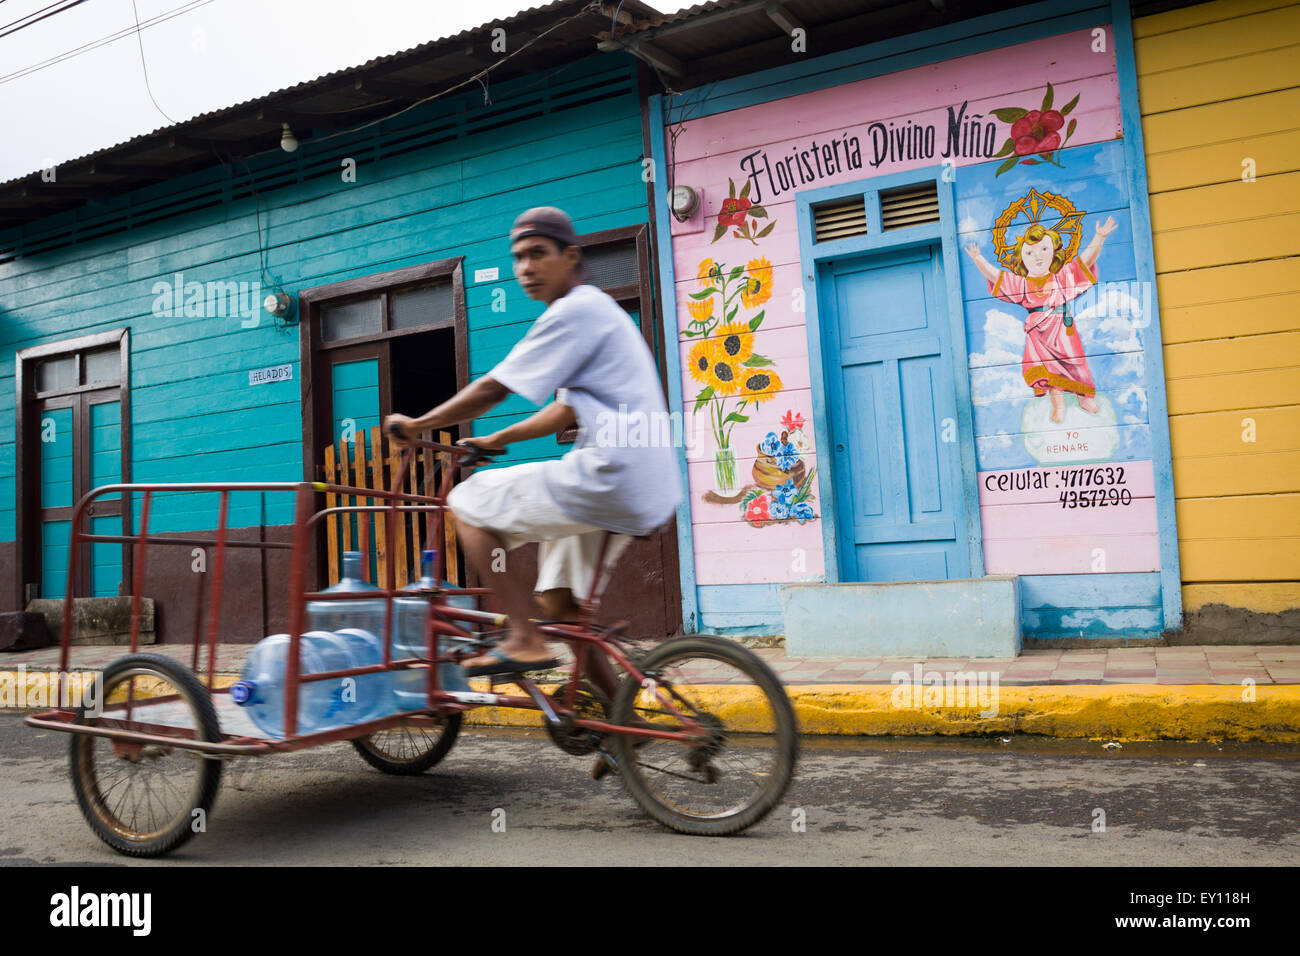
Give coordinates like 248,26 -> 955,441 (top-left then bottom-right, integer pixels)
25,429 -> 798,856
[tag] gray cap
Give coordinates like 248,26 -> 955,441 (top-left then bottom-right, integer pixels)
509,206 -> 579,249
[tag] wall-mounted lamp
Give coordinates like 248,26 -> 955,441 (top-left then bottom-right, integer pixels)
264,291 -> 297,323
280,122 -> 298,153
669,184 -> 700,222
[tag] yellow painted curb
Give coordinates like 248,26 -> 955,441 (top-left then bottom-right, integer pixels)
4,671 -> 1298,742
458,681 -> 1300,743
782,683 -> 1300,742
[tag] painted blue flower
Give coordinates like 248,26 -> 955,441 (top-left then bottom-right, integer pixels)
776,442 -> 799,471
769,500 -> 790,520
792,501 -> 815,523
759,431 -> 781,456
772,479 -> 797,506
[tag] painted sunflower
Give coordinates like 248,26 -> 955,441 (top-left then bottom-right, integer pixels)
696,258 -> 722,289
687,297 -> 714,325
741,256 -> 773,309
714,321 -> 754,364
710,355 -> 742,396
739,368 -> 784,405
687,338 -> 718,387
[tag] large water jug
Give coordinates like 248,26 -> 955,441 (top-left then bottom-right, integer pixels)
307,550 -> 389,639
231,630 -> 389,738
393,549 -> 473,707
333,626 -> 395,722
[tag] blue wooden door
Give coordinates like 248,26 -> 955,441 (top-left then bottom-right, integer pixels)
821,244 -> 969,582
38,395 -> 125,599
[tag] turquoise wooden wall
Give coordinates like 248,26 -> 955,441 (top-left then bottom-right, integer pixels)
0,53 -> 649,550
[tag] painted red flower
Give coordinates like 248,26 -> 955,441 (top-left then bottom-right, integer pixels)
780,410 -> 805,431
992,84 -> 1079,176
712,177 -> 776,245
719,196 -> 752,228
1010,109 -> 1066,154
745,493 -> 770,524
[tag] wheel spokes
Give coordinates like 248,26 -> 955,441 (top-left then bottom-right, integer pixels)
622,652 -> 784,821
81,671 -> 207,842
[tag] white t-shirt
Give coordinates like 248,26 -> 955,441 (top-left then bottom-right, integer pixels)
487,284 -> 682,536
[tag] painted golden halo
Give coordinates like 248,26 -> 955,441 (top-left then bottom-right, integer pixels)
991,188 -> 1085,270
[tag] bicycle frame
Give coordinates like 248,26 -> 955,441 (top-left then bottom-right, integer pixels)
26,435 -> 705,755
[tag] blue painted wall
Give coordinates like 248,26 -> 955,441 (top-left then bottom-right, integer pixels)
0,54 -> 649,576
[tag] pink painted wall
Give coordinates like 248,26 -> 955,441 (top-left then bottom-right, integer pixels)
978,460 -> 1160,573
664,26 -> 1125,586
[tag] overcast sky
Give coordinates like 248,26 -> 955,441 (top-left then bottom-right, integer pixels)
0,0 -> 692,184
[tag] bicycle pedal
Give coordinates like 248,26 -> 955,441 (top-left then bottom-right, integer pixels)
591,750 -> 617,780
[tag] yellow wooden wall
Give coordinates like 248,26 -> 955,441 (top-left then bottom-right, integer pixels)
1135,0 -> 1300,615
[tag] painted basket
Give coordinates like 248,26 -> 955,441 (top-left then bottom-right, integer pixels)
753,443 -> 806,491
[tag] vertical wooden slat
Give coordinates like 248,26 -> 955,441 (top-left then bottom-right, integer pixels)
405,444 -> 421,587
444,512 -> 459,586
338,437 -> 353,556
439,430 -> 459,585
324,443 -> 339,585
352,431 -> 370,582
370,426 -> 390,591
388,436 -> 412,587
419,444 -> 435,555
386,430 -> 408,589
428,447 -> 443,574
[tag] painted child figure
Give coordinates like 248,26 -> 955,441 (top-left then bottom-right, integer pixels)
965,215 -> 1117,423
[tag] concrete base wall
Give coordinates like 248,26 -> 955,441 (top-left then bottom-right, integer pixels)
782,576 -> 1021,658
1170,604 -> 1300,646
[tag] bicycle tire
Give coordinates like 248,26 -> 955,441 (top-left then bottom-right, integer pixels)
351,713 -> 462,774
69,653 -> 223,858
610,636 -> 798,836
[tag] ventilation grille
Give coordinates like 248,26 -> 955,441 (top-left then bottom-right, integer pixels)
584,241 -> 639,288
813,195 -> 867,243
881,182 -> 940,230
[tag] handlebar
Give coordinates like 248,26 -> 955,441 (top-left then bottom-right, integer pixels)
385,421 -> 505,467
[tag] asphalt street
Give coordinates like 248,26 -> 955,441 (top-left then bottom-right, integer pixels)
2,713 -> 1297,866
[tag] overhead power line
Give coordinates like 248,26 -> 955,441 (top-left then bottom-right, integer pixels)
0,0 -> 215,86
0,0 -> 90,41
131,0 -> 176,125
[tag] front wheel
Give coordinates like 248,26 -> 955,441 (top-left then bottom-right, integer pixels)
351,714 -> 462,774
610,636 -> 798,836
69,653 -> 223,858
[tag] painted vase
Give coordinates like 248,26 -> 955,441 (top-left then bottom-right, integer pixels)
714,446 -> 738,494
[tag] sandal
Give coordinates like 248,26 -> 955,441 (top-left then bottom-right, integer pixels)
462,646 -> 559,678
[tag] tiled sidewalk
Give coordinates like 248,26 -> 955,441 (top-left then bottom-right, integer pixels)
746,646 -> 1300,685
4,642 -> 1299,685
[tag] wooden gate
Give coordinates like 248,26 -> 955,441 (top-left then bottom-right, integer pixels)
320,427 -> 460,588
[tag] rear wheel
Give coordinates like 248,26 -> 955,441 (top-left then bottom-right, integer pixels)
69,653 -> 223,858
610,636 -> 797,836
351,714 -> 462,774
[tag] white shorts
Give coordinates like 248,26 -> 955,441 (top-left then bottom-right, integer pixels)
446,461 -> 631,598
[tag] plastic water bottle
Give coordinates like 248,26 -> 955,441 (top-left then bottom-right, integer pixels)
393,549 -> 472,707
307,551 -> 388,638
231,630 -> 384,738
333,627 -> 395,723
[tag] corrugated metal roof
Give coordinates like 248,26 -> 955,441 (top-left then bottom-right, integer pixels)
0,0 -> 662,228
6,0 -> 1202,232
602,0 -> 1042,92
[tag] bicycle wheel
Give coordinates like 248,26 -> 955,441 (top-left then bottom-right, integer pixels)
610,636 -> 798,836
69,653 -> 223,858
351,713 -> 462,775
